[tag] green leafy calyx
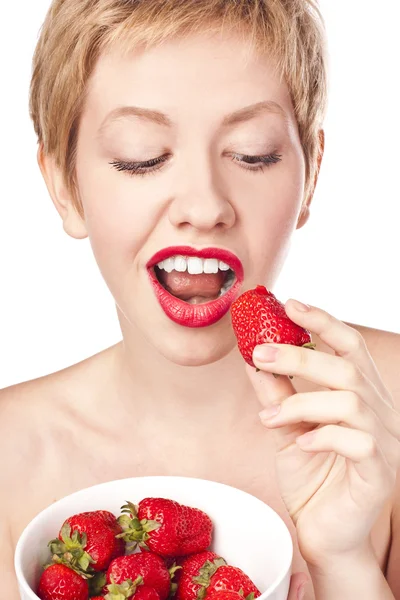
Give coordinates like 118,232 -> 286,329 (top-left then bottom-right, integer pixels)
105,575 -> 144,600
193,558 -> 227,600
46,523 -> 95,577
116,501 -> 161,552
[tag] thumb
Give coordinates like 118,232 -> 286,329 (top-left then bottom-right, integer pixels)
245,364 -> 311,451
287,572 -> 309,600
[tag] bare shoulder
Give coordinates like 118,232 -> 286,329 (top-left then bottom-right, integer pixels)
0,374 -> 68,504
347,322 -> 400,401
0,345 -> 117,499
0,343 -> 119,421
0,356 -> 90,434
0,376 -> 54,479
0,377 -> 59,588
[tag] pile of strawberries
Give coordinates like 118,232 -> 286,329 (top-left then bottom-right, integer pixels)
37,497 -> 261,600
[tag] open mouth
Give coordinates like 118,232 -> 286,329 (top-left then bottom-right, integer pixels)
146,248 -> 244,327
153,264 -> 237,305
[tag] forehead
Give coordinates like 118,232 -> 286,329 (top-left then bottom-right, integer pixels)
82,32 -> 296,132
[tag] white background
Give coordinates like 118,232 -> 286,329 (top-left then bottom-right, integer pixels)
0,1 -> 399,389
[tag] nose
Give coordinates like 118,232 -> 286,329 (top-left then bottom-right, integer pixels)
168,152 -> 236,233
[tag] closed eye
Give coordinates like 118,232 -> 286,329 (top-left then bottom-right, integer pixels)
109,151 -> 282,177
232,152 -> 282,172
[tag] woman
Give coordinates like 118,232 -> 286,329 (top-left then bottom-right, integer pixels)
1,1 -> 399,598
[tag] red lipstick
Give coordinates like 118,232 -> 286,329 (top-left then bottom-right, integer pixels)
146,246 -> 244,328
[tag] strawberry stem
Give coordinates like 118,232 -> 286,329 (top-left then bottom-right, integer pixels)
47,523 -> 96,577
302,342 -> 316,350
169,564 -> 183,579
105,575 -> 143,600
193,558 -> 227,600
117,502 -> 161,551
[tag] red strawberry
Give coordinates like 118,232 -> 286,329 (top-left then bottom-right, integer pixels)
133,587 -> 160,600
176,552 -> 260,600
231,285 -> 315,368
176,552 -> 226,600
103,575 -> 160,600
49,510 -> 125,574
104,579 -> 160,600
98,511 -> 125,529
38,563 -> 89,600
207,592 -> 255,600
106,553 -> 171,600
202,566 -> 260,600
117,499 -> 213,557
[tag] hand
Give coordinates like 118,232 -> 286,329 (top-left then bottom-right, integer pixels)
247,299 -> 400,567
287,572 -> 309,599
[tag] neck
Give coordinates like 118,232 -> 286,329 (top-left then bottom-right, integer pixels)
109,316 -> 260,428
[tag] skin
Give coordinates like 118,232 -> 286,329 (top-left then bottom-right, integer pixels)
1,32 -> 400,599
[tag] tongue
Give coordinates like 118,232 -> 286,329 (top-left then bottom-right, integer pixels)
157,269 -> 226,301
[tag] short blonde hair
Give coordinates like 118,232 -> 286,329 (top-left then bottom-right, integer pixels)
30,0 -> 328,218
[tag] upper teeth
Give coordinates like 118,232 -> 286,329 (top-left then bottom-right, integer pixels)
156,256 -> 231,275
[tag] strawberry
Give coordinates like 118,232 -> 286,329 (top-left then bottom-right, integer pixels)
117,499 -> 213,557
175,552 -> 226,600
207,592 -> 255,600
38,563 -> 89,600
49,510 -> 125,574
132,587 -> 160,600
105,553 -> 172,600
175,552 -> 260,600
200,565 -> 260,600
103,575 -> 160,600
231,285 -> 315,368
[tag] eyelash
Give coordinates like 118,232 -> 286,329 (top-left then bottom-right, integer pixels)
109,152 -> 282,177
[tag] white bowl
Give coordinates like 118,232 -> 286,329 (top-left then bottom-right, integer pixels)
15,476 -> 293,600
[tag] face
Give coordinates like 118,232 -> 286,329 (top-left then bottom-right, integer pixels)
71,31 -> 307,366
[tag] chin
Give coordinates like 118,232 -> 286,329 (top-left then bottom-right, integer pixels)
153,326 -> 237,367
116,295 -> 239,367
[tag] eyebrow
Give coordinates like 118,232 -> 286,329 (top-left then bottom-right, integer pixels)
97,100 -> 288,136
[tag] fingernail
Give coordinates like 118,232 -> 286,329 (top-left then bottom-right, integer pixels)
253,345 -> 279,363
291,299 -> 310,312
297,583 -> 306,600
259,403 -> 281,421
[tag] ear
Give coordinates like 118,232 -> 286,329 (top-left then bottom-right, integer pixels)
37,145 -> 88,240
297,129 -> 325,230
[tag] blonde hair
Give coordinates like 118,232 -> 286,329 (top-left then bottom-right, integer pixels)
29,0 -> 328,218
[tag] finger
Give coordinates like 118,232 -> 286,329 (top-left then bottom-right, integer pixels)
246,364 -> 311,448
252,343 -> 400,436
287,572 -> 309,600
259,390 -> 400,468
284,299 -> 392,405
295,424 -> 396,499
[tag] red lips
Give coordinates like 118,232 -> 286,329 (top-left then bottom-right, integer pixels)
146,246 -> 244,328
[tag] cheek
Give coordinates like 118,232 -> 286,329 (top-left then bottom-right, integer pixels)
242,152 -> 305,272
246,153 -> 304,229
75,161 -> 156,266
